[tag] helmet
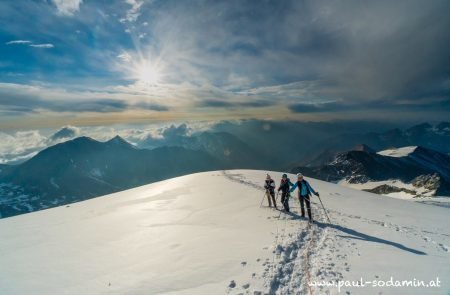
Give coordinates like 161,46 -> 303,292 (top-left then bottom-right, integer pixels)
297,173 -> 303,178
266,174 -> 271,179
282,173 -> 287,178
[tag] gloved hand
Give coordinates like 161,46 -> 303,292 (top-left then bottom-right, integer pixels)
315,192 -> 319,197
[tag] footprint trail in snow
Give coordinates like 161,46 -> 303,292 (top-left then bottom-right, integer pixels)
222,170 -> 450,295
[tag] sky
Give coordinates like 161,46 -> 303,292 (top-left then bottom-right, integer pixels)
1,0 -> 450,130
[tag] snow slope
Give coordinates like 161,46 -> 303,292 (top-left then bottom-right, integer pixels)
0,170 -> 449,295
377,146 -> 417,157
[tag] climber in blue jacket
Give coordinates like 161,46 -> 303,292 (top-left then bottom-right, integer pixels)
290,173 -> 319,221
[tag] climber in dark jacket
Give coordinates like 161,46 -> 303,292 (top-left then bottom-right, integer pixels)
277,173 -> 294,212
264,174 -> 277,208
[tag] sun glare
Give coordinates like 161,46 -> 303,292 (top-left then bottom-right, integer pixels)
135,61 -> 161,85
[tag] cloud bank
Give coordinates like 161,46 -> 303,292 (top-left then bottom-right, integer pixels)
0,0 -> 449,125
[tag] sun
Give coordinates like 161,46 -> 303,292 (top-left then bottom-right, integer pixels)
135,60 -> 161,85
118,52 -> 165,87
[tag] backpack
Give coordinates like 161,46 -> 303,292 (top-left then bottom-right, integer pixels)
298,180 -> 311,195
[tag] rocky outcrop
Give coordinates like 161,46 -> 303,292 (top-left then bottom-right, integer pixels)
363,184 -> 416,196
412,173 -> 441,191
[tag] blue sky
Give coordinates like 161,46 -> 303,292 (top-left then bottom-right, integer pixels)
1,0 -> 450,129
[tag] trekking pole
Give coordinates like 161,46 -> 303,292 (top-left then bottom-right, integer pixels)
317,194 -> 331,224
273,191 -> 281,210
260,191 -> 267,207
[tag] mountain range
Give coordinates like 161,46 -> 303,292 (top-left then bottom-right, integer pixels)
139,131 -> 268,169
1,121 -> 449,218
298,122 -> 450,167
0,136 -> 222,218
291,145 -> 450,197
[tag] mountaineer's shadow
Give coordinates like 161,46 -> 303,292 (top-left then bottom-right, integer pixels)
283,210 -> 301,219
315,221 -> 427,255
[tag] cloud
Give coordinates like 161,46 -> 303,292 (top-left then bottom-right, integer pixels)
0,125 -> 118,164
199,100 -> 233,108
137,123 -> 195,148
288,102 -> 348,113
0,83 -> 171,115
0,130 -> 47,164
161,123 -> 191,139
0,126 -> 87,164
6,40 -> 31,45
58,99 -> 128,113
239,101 -> 275,108
49,125 -> 80,141
117,52 -> 132,62
142,0 -> 450,112
80,122 -> 214,145
120,0 -> 143,23
29,44 -> 54,48
198,99 -> 274,109
0,121 -> 218,164
5,40 -> 54,49
132,102 -> 170,112
288,99 -> 450,114
52,0 -> 83,16
1,0 -> 449,124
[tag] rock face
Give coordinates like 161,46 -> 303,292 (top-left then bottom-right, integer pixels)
412,174 -> 443,193
363,184 -> 416,196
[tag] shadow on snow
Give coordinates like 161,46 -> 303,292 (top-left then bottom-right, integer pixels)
315,221 -> 427,255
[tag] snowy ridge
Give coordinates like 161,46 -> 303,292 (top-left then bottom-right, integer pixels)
0,170 -> 449,294
377,146 -> 417,157
294,145 -> 450,198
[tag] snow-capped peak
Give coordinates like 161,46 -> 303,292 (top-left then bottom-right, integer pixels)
377,146 -> 418,158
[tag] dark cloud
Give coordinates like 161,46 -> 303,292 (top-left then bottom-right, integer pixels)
288,102 -> 348,113
49,126 -> 79,141
55,99 -> 128,113
199,99 -> 274,108
162,124 -> 191,139
133,102 -> 170,112
1,0 -> 449,121
0,85 -> 170,115
239,100 -> 275,108
151,0 -> 450,113
199,100 -> 233,108
289,99 -> 450,114
137,123 -> 192,149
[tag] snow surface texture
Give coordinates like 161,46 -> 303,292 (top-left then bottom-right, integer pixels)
0,170 -> 449,295
377,146 -> 417,157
